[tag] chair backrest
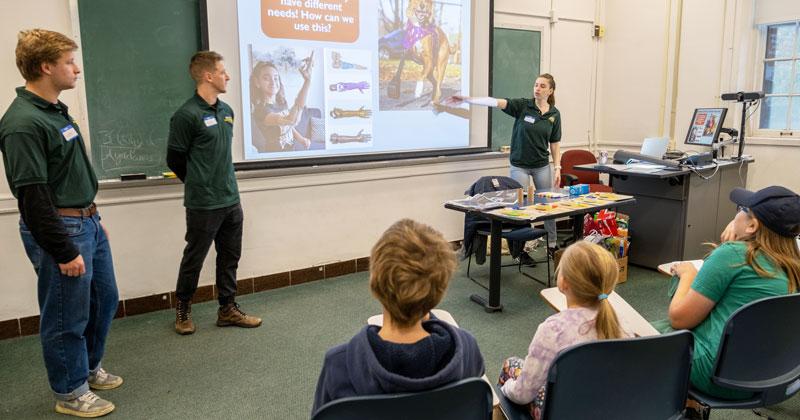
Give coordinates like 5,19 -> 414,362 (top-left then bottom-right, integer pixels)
710,293 -> 800,406
466,175 -> 523,195
542,330 -> 693,420
560,149 -> 600,186
311,377 -> 493,420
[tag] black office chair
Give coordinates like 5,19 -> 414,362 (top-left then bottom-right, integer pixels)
688,293 -> 800,420
463,176 -> 552,287
496,330 -> 694,420
311,377 -> 493,420
466,226 -> 551,287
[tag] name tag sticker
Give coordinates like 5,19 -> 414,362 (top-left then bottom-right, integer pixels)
61,125 -> 79,141
524,116 -> 537,124
203,115 -> 218,127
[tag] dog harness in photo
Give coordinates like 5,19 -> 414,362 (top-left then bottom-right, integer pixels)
403,20 -> 437,50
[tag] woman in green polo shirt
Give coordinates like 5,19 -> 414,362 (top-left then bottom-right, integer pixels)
667,186 -> 800,403
444,74 -> 562,251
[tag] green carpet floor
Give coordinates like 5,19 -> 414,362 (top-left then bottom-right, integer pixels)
0,254 -> 798,419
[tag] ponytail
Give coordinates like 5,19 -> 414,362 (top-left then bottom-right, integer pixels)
595,299 -> 623,339
557,241 -> 624,339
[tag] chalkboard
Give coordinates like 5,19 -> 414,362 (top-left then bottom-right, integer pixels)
77,0 -> 202,180
491,28 -> 541,151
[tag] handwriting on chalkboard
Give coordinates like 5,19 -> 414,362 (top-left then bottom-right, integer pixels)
97,128 -> 164,171
78,0 -> 200,180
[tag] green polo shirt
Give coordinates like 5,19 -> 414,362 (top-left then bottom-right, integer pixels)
168,93 -> 239,210
502,98 -> 561,169
689,241 -> 789,400
0,87 -> 97,208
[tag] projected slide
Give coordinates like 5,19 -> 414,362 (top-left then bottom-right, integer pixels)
238,0 -> 472,161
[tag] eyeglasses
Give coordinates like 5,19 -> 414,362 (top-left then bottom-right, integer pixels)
736,205 -> 750,213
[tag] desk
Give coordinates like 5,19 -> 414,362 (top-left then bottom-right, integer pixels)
539,287 -> 659,337
446,193 -> 635,312
575,159 -> 752,269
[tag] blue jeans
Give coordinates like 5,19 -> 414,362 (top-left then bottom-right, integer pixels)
509,164 -> 557,247
20,214 -> 119,400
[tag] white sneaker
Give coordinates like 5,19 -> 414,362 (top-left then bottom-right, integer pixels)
54,391 -> 115,418
88,368 -> 123,390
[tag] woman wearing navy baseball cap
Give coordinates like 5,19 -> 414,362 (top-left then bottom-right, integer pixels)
667,185 -> 800,402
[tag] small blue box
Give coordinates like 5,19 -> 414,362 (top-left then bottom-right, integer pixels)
569,184 -> 590,196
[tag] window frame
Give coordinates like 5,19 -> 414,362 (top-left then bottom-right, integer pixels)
753,20 -> 800,139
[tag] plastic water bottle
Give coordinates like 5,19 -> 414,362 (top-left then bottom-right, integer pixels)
598,150 -> 609,165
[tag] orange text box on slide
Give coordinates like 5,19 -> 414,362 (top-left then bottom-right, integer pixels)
261,0 -> 359,42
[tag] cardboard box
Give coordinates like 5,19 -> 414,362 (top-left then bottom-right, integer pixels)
616,256 -> 628,283
553,249 -> 628,284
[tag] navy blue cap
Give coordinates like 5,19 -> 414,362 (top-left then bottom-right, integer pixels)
730,186 -> 800,238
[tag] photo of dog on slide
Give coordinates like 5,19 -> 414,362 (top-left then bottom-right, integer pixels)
378,0 -> 462,110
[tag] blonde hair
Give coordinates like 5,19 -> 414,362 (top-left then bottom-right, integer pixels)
189,51 -> 223,83
15,29 -> 78,82
710,213 -> 800,293
556,241 -> 623,339
369,219 -> 457,328
537,73 -> 556,106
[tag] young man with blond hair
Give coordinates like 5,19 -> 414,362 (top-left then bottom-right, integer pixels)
167,51 -> 261,334
0,29 -> 121,417
312,219 -> 485,414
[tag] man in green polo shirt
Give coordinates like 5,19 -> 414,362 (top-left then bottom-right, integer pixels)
0,29 -> 121,417
167,51 -> 262,335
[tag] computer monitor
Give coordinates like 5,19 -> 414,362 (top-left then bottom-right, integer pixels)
685,108 -> 727,146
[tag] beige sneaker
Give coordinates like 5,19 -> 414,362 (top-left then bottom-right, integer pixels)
175,300 -> 195,335
217,303 -> 262,328
54,391 -> 114,418
88,367 -> 123,390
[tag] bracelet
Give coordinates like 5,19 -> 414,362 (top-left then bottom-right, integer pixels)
553,165 -> 562,170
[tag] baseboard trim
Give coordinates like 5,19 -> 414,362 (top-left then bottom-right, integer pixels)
0,255 -> 374,341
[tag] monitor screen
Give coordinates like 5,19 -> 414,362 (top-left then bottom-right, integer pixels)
685,108 -> 727,146
206,0 -> 492,165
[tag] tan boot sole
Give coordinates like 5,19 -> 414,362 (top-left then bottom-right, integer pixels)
175,323 -> 196,335
55,402 -> 115,418
89,377 -> 123,390
216,319 -> 262,328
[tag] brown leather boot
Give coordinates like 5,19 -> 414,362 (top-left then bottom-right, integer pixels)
217,302 -> 262,328
175,300 -> 195,335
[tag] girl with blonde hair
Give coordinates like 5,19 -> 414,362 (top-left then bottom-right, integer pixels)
669,186 -> 800,403
499,241 -> 628,419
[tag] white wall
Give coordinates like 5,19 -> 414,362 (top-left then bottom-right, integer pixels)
595,0 -> 800,192
0,1 -> 84,200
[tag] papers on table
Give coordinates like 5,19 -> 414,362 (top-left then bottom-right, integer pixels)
486,192 -> 634,220
446,190 -> 518,210
625,163 -> 666,172
535,191 -> 568,199
657,259 -> 704,276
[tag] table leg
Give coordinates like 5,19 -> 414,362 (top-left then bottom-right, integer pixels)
469,218 -> 503,312
572,214 -> 583,242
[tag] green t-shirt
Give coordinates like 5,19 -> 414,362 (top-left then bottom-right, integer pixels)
502,98 -> 561,169
689,241 -> 789,399
168,93 -> 239,210
0,87 -> 97,207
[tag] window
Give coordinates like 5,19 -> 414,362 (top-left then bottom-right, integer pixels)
760,21 -> 800,132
